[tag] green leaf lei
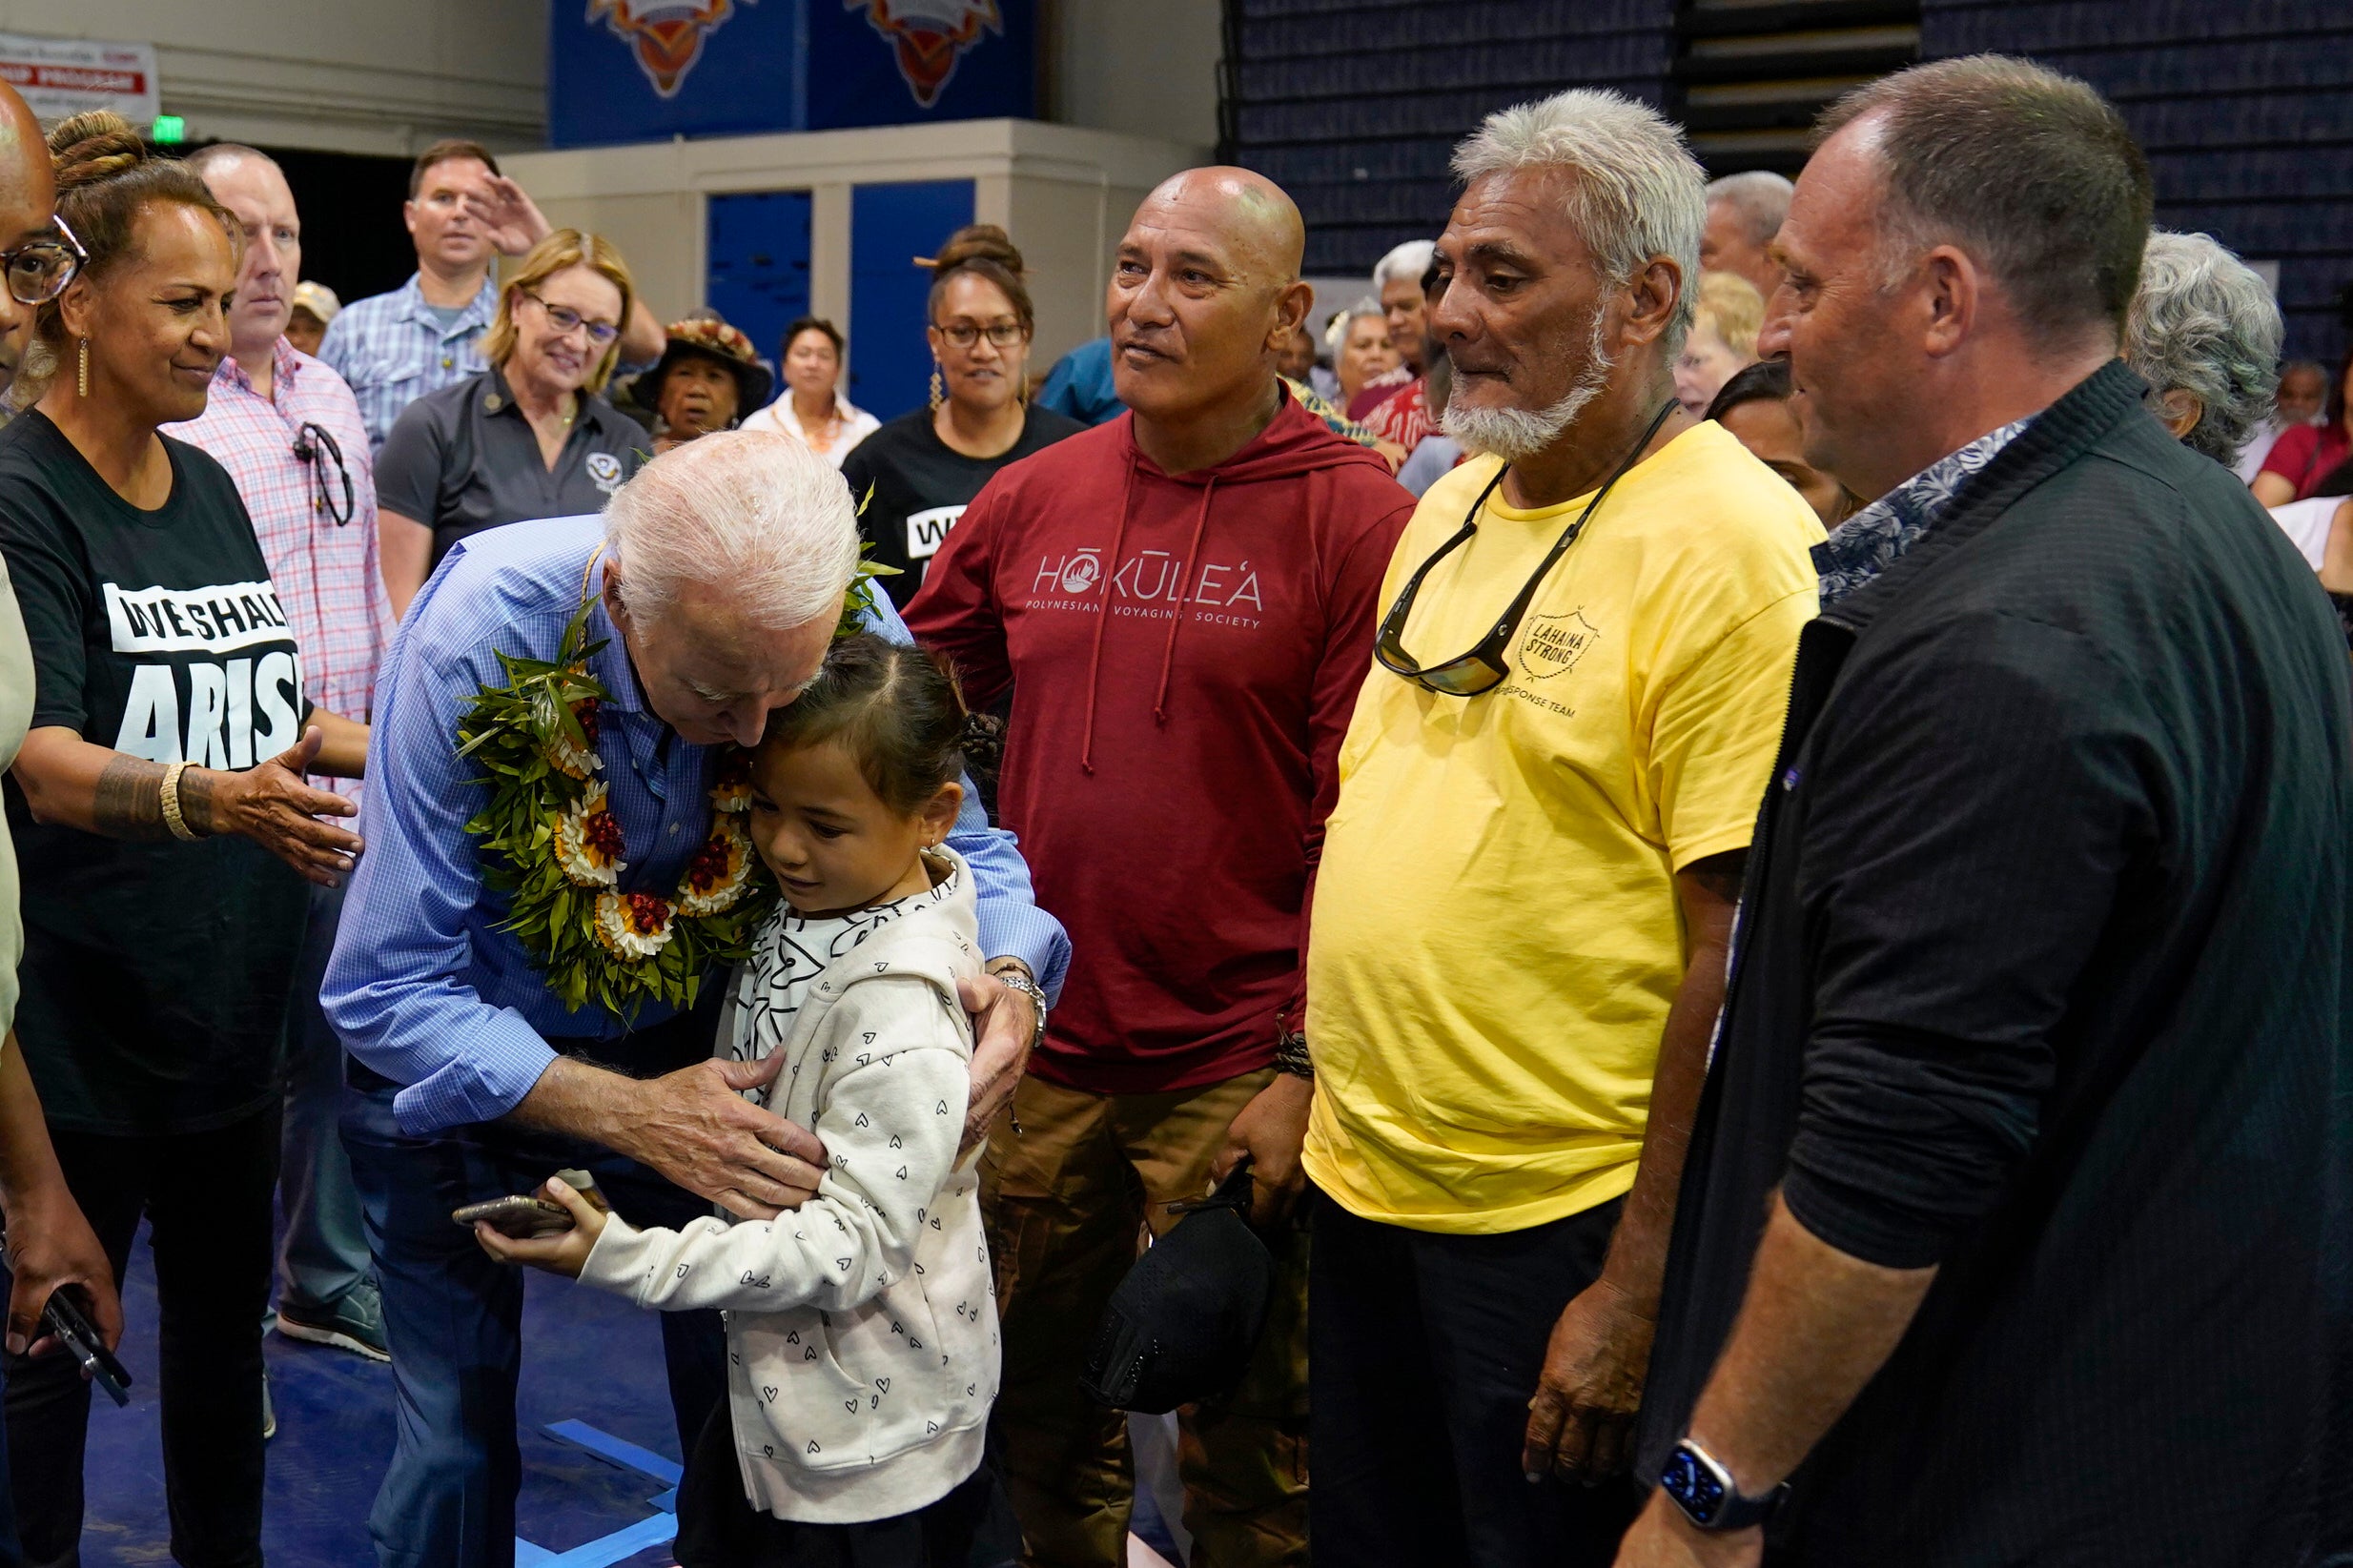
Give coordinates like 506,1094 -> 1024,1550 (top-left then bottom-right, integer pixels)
455,545 -> 896,1018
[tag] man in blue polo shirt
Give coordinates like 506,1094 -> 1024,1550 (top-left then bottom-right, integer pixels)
324,431 -> 1066,1568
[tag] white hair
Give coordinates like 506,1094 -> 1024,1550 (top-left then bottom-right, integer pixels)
604,431 -> 859,632
1704,171 -> 1793,247
1374,239 -> 1436,293
1326,295 -> 1386,356
1452,88 -> 1707,356
2123,230 -> 2282,466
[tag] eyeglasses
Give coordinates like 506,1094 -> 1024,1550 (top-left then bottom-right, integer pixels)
524,292 -> 620,347
1,216 -> 84,307
1375,399 -> 1677,697
934,320 -> 1025,351
292,421 -> 355,527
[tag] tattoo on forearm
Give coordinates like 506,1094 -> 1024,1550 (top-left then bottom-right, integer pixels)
178,767 -> 218,836
92,756 -> 169,840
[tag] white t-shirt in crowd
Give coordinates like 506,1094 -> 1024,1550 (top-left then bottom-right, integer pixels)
741,394 -> 881,469
2270,495 -> 2346,571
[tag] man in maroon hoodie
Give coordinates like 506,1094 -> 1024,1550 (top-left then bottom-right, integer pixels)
908,168 -> 1412,1566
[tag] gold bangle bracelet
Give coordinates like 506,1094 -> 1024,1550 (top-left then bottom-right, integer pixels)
159,760 -> 199,842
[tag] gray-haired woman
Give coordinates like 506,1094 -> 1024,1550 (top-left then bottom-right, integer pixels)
2122,229 -> 2281,468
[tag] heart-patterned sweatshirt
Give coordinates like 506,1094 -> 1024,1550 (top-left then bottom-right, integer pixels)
579,847 -> 996,1523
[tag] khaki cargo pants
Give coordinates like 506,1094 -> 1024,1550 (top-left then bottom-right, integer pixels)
981,1068 -> 1310,1568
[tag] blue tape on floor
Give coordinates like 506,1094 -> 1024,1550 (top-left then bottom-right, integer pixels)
545,1418 -> 685,1484
538,1510 -> 679,1567
515,1419 -> 685,1566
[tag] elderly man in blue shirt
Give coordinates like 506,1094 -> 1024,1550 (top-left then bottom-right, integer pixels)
323,430 -> 1067,1568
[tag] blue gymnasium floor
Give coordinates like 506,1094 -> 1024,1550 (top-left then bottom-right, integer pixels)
78,1220 -> 687,1567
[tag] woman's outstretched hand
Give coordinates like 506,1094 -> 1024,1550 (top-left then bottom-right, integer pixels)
200,726 -> 362,886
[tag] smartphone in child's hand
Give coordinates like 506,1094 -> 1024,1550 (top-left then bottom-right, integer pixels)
453,1169 -> 611,1237
451,1194 -> 572,1237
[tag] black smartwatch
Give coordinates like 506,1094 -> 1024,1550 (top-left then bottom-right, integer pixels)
1659,1438 -> 1786,1532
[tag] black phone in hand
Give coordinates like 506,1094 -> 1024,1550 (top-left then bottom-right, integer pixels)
42,1288 -> 130,1407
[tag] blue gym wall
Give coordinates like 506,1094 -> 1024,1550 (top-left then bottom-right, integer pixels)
1222,0 -> 2350,361
706,191 -> 816,376
1921,0 -> 2353,361
849,179 -> 979,421
1220,0 -> 1677,277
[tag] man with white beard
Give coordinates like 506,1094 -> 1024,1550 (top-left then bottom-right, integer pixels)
1295,88 -> 1825,1567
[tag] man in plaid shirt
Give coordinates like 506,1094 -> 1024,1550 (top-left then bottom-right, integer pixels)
167,144 -> 397,1368
318,139 -> 506,457
321,140 -> 667,458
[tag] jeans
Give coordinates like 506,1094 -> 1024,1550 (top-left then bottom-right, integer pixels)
1308,1188 -> 1640,1568
981,1069 -> 1309,1568
4,1106 -> 280,1568
276,880 -> 370,1314
341,1047 -> 727,1568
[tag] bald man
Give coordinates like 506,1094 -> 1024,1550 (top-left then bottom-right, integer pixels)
908,169 -> 1414,1566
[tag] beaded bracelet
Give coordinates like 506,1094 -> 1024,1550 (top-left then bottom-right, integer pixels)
1274,1029 -> 1314,1079
159,761 -> 200,842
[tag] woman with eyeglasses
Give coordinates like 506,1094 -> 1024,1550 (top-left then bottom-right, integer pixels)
838,225 -> 1084,609
0,112 -> 370,1567
375,228 -> 646,616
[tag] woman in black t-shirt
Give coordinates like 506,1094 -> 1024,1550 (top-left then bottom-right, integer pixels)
842,226 -> 1083,610
0,114 -> 369,1566
375,229 -> 647,616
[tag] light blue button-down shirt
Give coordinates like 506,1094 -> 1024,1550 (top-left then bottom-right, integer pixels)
317,272 -> 501,457
322,514 -> 1070,1136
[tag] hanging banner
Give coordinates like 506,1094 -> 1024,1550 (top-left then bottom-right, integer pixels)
548,0 -> 1032,147
550,0 -> 800,145
0,32 -> 159,127
808,2 -> 1034,131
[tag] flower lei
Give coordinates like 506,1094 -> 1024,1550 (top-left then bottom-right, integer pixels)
456,543 -> 895,1016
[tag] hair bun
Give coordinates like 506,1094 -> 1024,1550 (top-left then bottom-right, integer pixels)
925,223 -> 1024,279
49,111 -> 147,191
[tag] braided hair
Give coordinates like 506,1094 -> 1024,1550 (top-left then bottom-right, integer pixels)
18,112 -> 235,405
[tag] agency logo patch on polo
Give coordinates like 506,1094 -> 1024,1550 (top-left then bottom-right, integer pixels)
1518,608 -> 1599,682
587,452 -> 627,495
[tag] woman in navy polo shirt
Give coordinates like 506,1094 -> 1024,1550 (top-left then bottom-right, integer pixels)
376,229 -> 647,617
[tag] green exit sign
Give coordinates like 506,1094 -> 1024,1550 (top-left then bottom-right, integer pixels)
151,115 -> 185,144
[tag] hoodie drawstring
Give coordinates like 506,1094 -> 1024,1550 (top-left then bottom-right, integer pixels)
1077,453 -> 1139,775
1153,475 -> 1217,724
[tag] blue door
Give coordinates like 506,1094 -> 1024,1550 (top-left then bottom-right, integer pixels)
849,179 -> 976,421
706,190 -> 814,405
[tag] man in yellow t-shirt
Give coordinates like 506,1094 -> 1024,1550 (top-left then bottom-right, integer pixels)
1298,89 -> 1822,1568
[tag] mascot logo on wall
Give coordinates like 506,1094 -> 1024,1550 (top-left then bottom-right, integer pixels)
587,0 -> 752,98
846,0 -> 1002,107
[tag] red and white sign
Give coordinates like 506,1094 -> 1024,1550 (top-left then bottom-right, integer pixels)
0,33 -> 159,125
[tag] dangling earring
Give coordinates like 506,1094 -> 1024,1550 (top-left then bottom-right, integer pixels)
75,337 -> 88,399
929,362 -> 945,412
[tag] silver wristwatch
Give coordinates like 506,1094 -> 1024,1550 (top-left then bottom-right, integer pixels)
989,966 -> 1049,1049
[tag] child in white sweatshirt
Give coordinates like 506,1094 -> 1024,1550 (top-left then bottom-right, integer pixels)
479,633 -> 1012,1566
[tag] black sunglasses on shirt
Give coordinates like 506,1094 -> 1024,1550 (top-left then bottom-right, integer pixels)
293,421 -> 356,527
1374,398 -> 1677,697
